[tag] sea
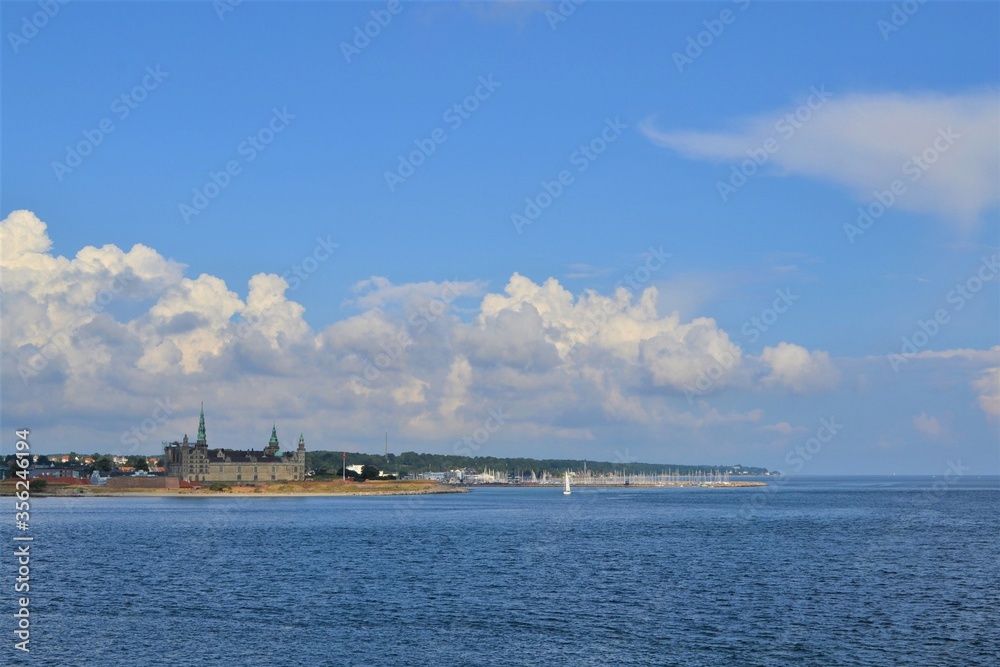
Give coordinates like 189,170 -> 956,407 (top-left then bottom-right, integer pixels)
3,476 -> 998,666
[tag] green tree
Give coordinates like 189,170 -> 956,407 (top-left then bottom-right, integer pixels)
337,466 -> 361,481
3,456 -> 19,480
360,464 -> 381,480
87,456 -> 114,474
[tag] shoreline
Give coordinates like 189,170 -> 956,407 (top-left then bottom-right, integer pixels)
4,480 -> 468,498
8,480 -> 765,498
468,481 -> 768,489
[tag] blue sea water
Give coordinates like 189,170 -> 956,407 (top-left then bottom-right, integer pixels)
2,476 -> 998,666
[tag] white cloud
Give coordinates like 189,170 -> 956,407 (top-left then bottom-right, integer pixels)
913,411 -> 945,438
759,421 -> 795,436
884,347 -> 1000,364
640,90 -> 1000,228
1,216 -> 768,456
5,210 -> 995,469
973,367 -> 1000,419
565,263 -> 613,280
242,273 -> 311,347
476,273 -> 742,392
0,210 -> 183,324
349,275 -> 484,310
758,342 -> 840,393
143,274 -> 245,373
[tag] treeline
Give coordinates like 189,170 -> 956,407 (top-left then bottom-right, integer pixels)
2,454 -> 148,476
305,451 -> 769,477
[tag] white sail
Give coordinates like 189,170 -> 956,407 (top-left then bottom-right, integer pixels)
563,472 -> 571,495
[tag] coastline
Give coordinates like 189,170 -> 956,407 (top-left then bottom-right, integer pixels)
5,480 -> 468,498
6,479 -> 766,498
471,480 -> 768,489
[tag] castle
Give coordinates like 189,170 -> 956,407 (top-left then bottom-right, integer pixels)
163,405 -> 306,483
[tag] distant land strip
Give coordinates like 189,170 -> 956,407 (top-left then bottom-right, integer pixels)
306,451 -> 775,478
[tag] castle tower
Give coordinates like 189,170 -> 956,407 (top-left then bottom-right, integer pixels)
264,424 -> 280,456
296,434 -> 306,478
196,403 -> 207,447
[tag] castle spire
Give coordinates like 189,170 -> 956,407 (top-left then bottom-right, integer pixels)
265,423 -> 280,456
197,403 -> 207,445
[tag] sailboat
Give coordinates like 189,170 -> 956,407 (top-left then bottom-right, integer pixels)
563,471 -> 572,495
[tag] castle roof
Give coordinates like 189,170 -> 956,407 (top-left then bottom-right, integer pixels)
208,449 -> 296,464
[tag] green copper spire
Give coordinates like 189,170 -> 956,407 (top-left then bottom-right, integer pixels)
264,423 -> 280,456
197,402 -> 206,445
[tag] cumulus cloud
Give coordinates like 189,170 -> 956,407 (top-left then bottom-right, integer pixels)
973,367 -> 1000,419
242,274 -> 311,347
476,273 -> 742,391
7,210 -> 993,466
0,210 -> 183,325
640,90 -> 1000,228
2,213 -> 775,457
758,342 -> 840,393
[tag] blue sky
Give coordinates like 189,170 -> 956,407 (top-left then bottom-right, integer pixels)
2,1 -> 998,474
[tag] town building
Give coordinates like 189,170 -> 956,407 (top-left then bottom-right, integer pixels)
27,466 -> 88,479
163,405 -> 306,483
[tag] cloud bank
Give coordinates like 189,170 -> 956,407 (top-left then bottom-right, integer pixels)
2,211 -> 995,466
